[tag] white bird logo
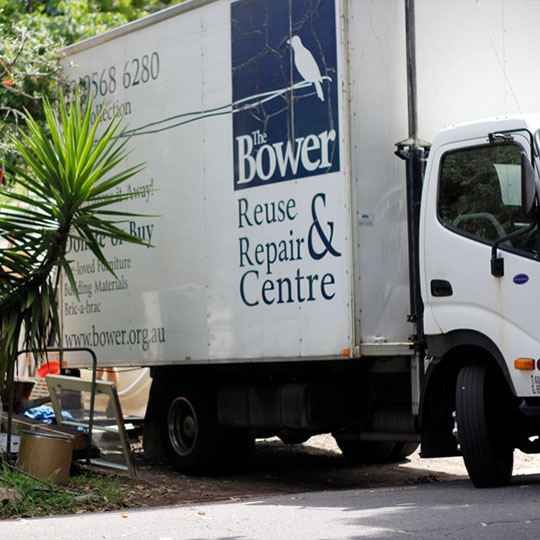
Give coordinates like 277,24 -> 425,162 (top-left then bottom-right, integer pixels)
287,35 -> 324,101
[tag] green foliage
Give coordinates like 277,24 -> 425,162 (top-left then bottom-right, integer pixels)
0,461 -> 132,518
0,22 -> 62,174
0,1 -> 185,41
69,469 -> 132,506
0,0 -> 184,173
0,90 -> 148,388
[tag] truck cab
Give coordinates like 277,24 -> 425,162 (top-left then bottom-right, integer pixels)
419,116 -> 540,486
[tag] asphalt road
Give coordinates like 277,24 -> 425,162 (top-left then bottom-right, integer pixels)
4,474 -> 540,540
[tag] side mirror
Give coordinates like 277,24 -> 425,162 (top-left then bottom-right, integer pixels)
521,152 -> 540,217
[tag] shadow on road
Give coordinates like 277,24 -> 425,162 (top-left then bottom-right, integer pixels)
130,438 -> 465,507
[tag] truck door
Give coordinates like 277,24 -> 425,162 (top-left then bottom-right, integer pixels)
421,131 -> 540,397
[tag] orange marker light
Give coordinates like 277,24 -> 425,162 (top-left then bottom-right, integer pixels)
342,349 -> 351,357
514,358 -> 535,370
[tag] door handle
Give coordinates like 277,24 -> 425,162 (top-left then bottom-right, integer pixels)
430,279 -> 453,297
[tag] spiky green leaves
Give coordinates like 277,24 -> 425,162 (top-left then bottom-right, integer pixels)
0,90 -> 148,387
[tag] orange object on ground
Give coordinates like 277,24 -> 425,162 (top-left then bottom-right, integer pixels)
37,361 -> 60,378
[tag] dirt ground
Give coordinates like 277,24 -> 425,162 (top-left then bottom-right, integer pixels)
122,435 -> 540,508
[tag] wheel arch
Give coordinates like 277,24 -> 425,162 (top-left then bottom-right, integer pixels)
426,329 -> 516,394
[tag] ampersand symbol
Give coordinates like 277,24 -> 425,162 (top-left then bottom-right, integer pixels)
308,193 -> 342,260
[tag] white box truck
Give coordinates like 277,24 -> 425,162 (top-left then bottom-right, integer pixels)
60,0 -> 540,486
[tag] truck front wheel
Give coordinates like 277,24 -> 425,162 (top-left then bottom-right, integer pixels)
455,363 -> 514,487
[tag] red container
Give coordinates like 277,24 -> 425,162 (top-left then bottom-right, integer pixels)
37,361 -> 60,378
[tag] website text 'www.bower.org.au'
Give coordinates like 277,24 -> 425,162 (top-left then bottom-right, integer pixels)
64,325 -> 166,352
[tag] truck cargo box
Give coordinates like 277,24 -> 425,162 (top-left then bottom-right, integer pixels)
61,0 -> 540,366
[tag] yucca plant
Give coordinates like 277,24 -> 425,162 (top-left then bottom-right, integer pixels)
0,89 -> 148,407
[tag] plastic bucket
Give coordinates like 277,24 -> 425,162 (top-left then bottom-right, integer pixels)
37,361 -> 60,378
17,430 -> 74,485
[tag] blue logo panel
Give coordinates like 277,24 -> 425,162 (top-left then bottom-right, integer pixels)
231,0 -> 339,190
513,274 -> 529,285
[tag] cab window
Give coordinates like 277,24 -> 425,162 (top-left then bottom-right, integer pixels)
439,144 -> 536,253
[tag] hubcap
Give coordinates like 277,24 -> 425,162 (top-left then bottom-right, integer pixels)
167,397 -> 198,456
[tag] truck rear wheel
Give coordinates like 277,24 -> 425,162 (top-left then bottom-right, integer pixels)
388,442 -> 419,461
335,439 -> 418,464
164,385 -> 254,475
334,439 -> 396,464
455,363 -> 513,487
165,387 -> 221,474
279,432 -> 312,445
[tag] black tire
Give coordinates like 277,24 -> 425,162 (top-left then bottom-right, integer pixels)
388,442 -> 419,462
279,432 -> 312,445
163,384 -> 255,475
164,384 -> 227,475
334,438 -> 396,464
455,364 -> 514,487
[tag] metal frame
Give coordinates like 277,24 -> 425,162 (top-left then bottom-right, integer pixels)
46,374 -> 136,478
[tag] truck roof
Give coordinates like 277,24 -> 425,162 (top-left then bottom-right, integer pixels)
434,114 -> 540,147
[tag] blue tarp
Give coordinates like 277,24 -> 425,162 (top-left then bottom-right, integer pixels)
24,405 -> 85,431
